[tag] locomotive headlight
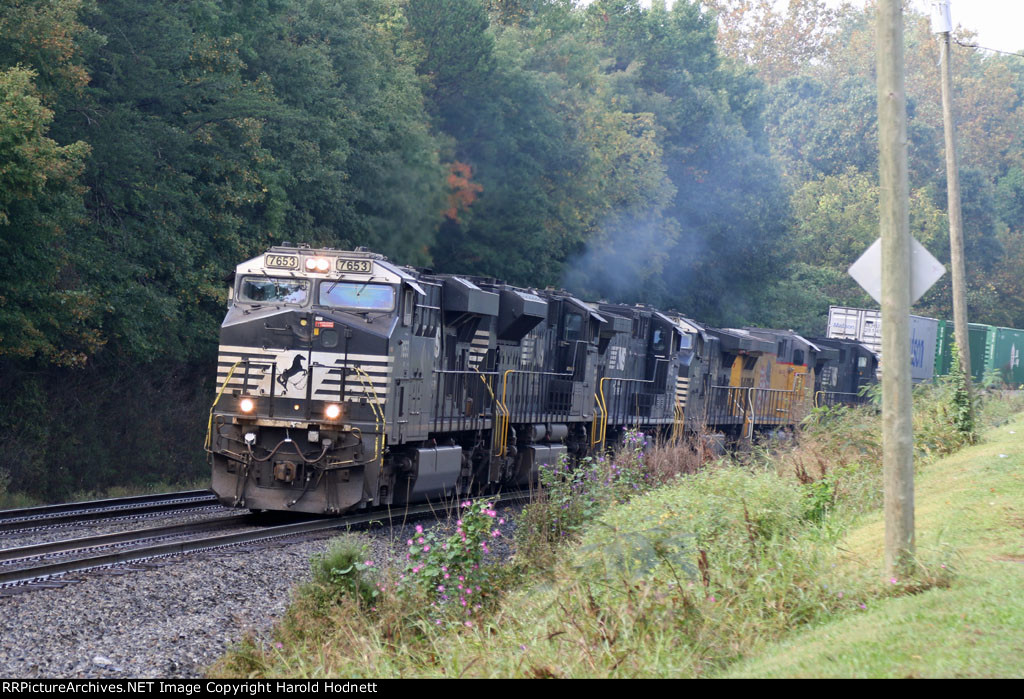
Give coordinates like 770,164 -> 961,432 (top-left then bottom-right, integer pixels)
239,397 -> 256,414
324,403 -> 342,420
305,257 -> 330,273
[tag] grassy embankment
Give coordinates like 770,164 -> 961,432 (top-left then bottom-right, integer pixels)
727,415 -> 1024,677
214,385 -> 1024,678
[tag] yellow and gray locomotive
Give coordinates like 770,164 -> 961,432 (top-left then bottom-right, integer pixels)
207,244 -> 872,515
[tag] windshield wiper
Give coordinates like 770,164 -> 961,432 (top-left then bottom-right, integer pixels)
260,269 -> 282,296
327,274 -> 380,297
356,310 -> 392,323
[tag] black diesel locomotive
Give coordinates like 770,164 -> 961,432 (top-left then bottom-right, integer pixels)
207,245 -> 875,514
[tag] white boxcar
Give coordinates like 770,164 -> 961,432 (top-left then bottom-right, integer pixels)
827,306 -> 882,355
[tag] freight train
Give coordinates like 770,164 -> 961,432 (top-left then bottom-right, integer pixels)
827,305 -> 1024,386
206,245 -> 878,514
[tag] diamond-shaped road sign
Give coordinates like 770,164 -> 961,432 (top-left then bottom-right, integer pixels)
848,237 -> 946,306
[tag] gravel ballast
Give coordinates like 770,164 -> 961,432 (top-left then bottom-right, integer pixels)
0,503 -> 519,678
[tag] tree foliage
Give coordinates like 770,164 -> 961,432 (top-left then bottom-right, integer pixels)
1,0 -> 1021,500
711,0 -> 1024,333
0,1 -> 97,362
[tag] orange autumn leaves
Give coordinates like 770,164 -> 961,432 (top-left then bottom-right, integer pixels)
444,161 -> 483,222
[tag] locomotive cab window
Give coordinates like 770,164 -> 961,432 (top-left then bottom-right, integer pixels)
651,327 -> 667,354
239,277 -> 310,305
318,282 -> 395,312
564,312 -> 584,342
402,288 -> 415,326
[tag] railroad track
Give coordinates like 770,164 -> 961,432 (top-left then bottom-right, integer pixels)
0,490 -> 530,594
0,513 -> 254,572
0,490 -> 221,533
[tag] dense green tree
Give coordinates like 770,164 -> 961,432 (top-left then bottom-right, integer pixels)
0,0 -> 95,103
230,0 -> 446,263
2,0 -> 448,501
995,167 -> 1024,230
577,0 -> 790,325
0,66 -> 93,365
0,2 -> 97,366
54,0 -> 444,361
713,0 -> 1024,330
411,0 -> 674,286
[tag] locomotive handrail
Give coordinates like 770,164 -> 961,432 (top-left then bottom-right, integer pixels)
704,385 -> 750,427
431,368 -> 498,435
351,366 -> 385,464
746,387 -> 755,439
746,387 -> 803,438
470,368 -> 499,435
470,367 -> 498,402
205,360 -> 243,452
596,372 -> 663,450
671,403 -> 685,442
497,369 -> 574,457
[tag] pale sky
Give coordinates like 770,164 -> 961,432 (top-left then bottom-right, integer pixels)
640,1 -> 1024,55
826,1 -> 1024,55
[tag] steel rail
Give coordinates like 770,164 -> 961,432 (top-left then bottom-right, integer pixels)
0,490 -> 531,590
0,490 -> 219,532
0,514 -> 253,565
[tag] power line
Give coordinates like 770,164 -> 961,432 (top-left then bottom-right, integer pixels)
953,39 -> 1024,58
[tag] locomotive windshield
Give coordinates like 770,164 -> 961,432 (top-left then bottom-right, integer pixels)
239,277 -> 310,304
319,281 -> 395,312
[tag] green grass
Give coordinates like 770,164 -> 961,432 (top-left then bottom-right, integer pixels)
214,396 -> 1024,679
723,416 -> 1024,678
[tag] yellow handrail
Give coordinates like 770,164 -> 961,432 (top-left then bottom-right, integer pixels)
671,403 -> 686,442
496,368 -> 576,457
597,374 -> 661,450
205,360 -> 242,452
352,365 -> 386,463
598,377 -> 611,448
469,367 -> 507,458
472,366 -> 496,412
498,369 -> 517,457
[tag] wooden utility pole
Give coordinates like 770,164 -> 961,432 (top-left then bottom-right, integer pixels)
876,0 -> 915,577
933,0 -> 974,414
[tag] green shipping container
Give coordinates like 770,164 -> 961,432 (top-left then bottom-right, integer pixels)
992,327 -> 1024,387
933,321 -> 994,383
